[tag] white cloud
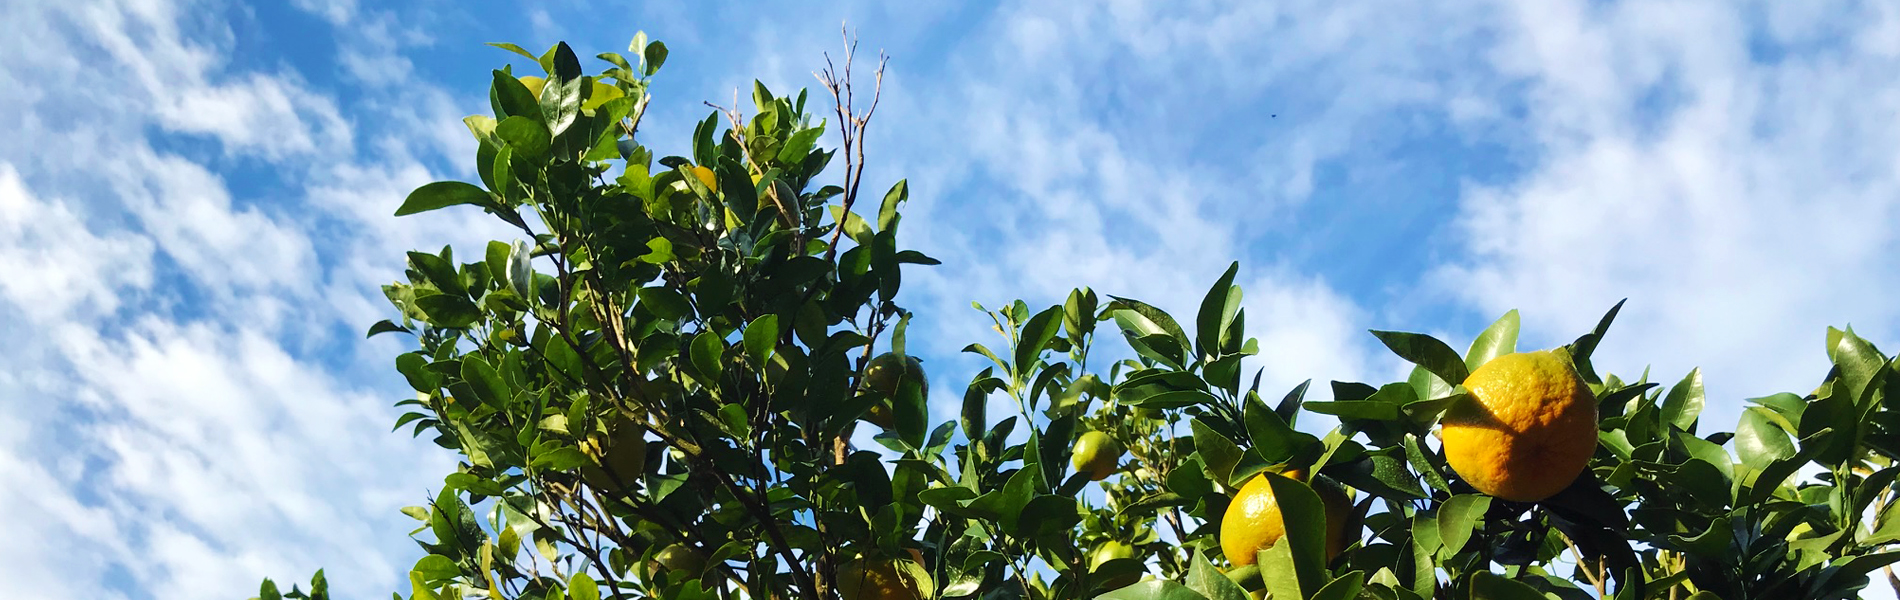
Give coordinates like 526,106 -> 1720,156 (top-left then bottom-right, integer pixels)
1436,0 -> 1900,429
0,164 -> 156,324
70,0 -> 351,160
291,0 -> 356,26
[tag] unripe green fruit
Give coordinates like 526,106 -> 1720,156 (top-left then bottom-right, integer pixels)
649,544 -> 706,578
581,424 -> 648,491
1071,431 -> 1123,481
1089,541 -> 1140,589
865,353 -> 926,397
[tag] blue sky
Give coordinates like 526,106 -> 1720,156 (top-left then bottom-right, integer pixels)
5,0 -> 1900,598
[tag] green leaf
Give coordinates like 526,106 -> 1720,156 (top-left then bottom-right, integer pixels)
1192,418 -> 1243,487
1436,494 -> 1491,557
690,331 -> 724,382
411,554 -> 459,584
895,371 -> 929,450
1865,498 -> 1900,545
540,44 -> 583,136
1833,328 -> 1887,403
1129,389 -> 1220,410
1243,394 -> 1316,464
568,572 -> 599,600
487,42 -> 541,63
1261,472 -> 1328,595
506,240 -> 534,300
1309,573 -> 1366,600
1097,580 -> 1209,600
1659,368 -> 1705,431
1468,572 -> 1546,600
496,116 -> 551,159
777,125 -> 825,164
1666,516 -> 1731,556
1566,299 -> 1627,384
743,315 -> 779,366
396,181 -> 491,216
1735,407 -> 1794,470
1184,552 -> 1248,600
367,320 -> 408,338
406,251 -> 464,297
1404,434 -> 1451,494
414,294 -> 480,328
461,354 -> 510,408
489,69 -> 543,122
1464,309 -> 1519,372
1196,262 -> 1242,360
1015,306 -> 1063,381
396,353 -> 439,392
1303,400 -> 1399,421
638,287 -> 694,320
643,40 -> 668,76
1370,330 -> 1470,386
878,179 -> 908,233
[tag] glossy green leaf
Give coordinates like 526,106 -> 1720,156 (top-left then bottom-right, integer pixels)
1244,393 -> 1316,465
460,354 -> 509,408
878,179 -> 908,233
1195,262 -> 1241,361
743,315 -> 779,366
638,287 -> 694,320
1735,406 -> 1795,470
1184,552 -> 1247,600
1464,309 -> 1519,372
397,181 -> 491,217
568,572 -> 598,600
1309,572 -> 1366,600
1097,580 -> 1209,600
1436,494 -> 1491,557
1659,368 -> 1705,431
690,331 -> 724,382
1015,306 -> 1063,381
1372,330 -> 1469,386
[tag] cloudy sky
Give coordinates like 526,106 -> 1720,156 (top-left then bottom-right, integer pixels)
4,0 -> 1899,598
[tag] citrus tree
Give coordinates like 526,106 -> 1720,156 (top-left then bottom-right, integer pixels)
252,34 -> 1900,600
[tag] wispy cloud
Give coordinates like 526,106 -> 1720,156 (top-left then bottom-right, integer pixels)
7,1 -> 1900,599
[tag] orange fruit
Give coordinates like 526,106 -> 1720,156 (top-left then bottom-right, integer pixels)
1441,349 -> 1598,502
1219,470 -> 1353,566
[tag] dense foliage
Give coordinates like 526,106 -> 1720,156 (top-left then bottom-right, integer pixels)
253,35 -> 1900,600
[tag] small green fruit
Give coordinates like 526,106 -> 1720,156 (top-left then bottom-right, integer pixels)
1071,431 -> 1123,481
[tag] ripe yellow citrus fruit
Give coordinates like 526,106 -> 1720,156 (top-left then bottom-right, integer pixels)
1441,348 -> 1599,502
1220,470 -> 1353,566
1089,540 -> 1140,589
652,543 -> 706,575
837,558 -> 930,600
1071,431 -> 1123,481
690,166 -> 719,192
518,75 -> 547,99
580,423 -> 647,491
865,353 -> 926,397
